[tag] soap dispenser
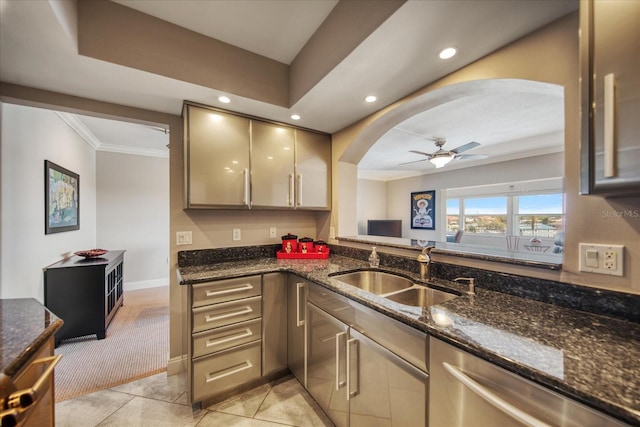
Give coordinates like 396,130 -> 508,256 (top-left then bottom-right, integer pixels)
368,246 -> 380,267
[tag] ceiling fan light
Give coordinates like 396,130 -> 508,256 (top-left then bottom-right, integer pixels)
429,155 -> 453,168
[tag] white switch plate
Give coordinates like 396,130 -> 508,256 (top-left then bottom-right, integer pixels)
579,243 -> 624,276
269,227 -> 277,238
176,231 -> 192,246
232,228 -> 241,241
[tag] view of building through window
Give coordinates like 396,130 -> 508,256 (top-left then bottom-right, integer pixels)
447,193 -> 564,238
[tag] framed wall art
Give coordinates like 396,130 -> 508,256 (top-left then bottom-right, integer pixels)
45,160 -> 80,234
411,190 -> 435,230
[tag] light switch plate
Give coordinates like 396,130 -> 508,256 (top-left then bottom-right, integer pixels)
579,243 -> 624,276
269,227 -> 277,238
232,228 -> 241,241
176,231 -> 192,246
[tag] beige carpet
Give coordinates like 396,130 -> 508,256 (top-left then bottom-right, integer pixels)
54,286 -> 169,402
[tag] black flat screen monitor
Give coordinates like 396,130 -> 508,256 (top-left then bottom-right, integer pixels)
367,220 -> 402,238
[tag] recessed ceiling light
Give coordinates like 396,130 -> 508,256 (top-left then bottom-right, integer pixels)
291,114 -> 301,120
439,47 -> 457,59
364,95 -> 377,103
218,96 -> 231,103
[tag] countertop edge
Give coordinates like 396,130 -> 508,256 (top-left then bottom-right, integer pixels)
3,317 -> 63,378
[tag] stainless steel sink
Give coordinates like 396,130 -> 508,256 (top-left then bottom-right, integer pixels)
384,287 -> 457,307
331,271 -> 414,294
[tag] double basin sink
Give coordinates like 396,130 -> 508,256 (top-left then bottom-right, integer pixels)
330,270 -> 457,307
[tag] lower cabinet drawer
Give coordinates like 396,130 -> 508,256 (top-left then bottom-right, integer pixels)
192,296 -> 262,333
192,318 -> 262,358
192,340 -> 262,402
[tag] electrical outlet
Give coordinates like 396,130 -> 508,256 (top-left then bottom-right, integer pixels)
579,243 -> 623,276
176,231 -> 192,246
232,228 -> 241,241
270,227 -> 277,238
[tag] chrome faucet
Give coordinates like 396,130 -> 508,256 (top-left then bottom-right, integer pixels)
454,277 -> 476,295
417,246 -> 434,281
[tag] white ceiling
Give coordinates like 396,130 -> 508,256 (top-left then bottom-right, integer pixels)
0,0 -> 576,175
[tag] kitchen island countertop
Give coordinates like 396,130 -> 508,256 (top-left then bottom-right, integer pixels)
178,255 -> 640,425
0,298 -> 63,378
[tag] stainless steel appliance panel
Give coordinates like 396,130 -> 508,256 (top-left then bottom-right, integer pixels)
349,329 -> 428,427
307,303 -> 349,427
192,318 -> 261,358
430,337 -> 627,427
192,340 -> 261,403
192,275 -> 262,308
307,282 -> 428,372
192,296 -> 262,333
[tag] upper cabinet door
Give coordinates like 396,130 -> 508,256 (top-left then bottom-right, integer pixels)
580,0 -> 640,195
251,121 -> 295,208
295,130 -> 332,210
185,105 -> 251,208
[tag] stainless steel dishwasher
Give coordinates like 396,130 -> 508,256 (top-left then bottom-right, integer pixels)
429,337 -> 628,427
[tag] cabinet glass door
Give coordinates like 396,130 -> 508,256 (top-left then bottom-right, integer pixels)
251,121 -> 295,208
295,130 -> 331,209
307,303 -> 348,427
186,106 -> 250,207
349,329 -> 428,427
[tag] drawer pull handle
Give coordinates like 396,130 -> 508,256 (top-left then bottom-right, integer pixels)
205,283 -> 253,297
206,361 -> 253,383
205,307 -> 252,323
6,355 -> 62,410
206,329 -> 253,347
442,362 -> 551,427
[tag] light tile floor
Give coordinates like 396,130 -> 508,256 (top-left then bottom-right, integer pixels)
55,373 -> 335,427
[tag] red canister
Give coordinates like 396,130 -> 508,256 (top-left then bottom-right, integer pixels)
315,240 -> 327,253
281,233 -> 298,254
298,237 -> 314,253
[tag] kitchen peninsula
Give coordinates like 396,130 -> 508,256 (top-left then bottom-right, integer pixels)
0,299 -> 63,426
177,245 -> 640,426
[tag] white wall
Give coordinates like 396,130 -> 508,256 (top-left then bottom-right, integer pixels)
357,178 -> 388,235
96,151 -> 169,290
0,103 -> 97,301
384,152 -> 564,242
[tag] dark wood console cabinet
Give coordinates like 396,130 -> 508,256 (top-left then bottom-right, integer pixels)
44,250 -> 125,346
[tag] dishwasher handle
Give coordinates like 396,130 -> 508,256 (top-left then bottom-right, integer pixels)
442,362 -> 552,427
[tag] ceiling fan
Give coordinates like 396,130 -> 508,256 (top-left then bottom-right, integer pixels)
398,132 -> 488,168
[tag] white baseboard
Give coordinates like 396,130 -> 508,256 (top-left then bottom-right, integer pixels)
167,355 -> 187,376
124,278 -> 168,291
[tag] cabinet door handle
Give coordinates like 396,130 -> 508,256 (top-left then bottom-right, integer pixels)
296,174 -> 302,206
296,282 -> 305,327
346,338 -> 359,400
206,329 -> 253,348
206,361 -> 253,383
6,355 -> 61,411
205,306 -> 252,323
289,173 -> 295,206
335,332 -> 347,390
604,73 -> 616,178
442,362 -> 551,427
205,283 -> 253,297
243,168 -> 250,205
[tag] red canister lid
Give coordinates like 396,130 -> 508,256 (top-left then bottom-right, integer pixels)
281,233 -> 298,240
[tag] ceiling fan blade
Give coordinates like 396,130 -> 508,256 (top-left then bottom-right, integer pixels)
409,150 -> 433,157
399,158 -> 429,165
450,141 -> 480,154
455,154 -> 489,160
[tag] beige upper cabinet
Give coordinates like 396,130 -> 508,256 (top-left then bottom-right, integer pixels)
251,121 -> 296,208
295,129 -> 331,210
184,105 -> 251,208
184,103 -> 331,210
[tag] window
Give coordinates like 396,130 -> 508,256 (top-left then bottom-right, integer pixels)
447,192 -> 564,237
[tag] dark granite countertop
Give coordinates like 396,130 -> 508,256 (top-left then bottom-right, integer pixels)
178,255 -> 640,425
0,298 -> 63,378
